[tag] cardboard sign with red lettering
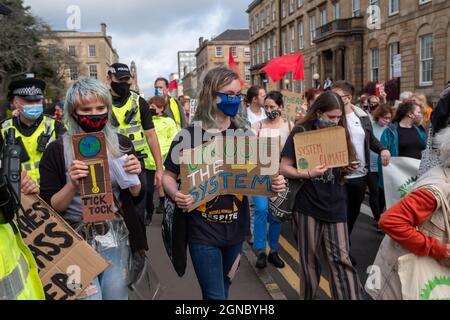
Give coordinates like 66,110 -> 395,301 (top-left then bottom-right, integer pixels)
16,194 -> 109,300
293,126 -> 349,173
180,136 -> 279,212
72,132 -> 115,222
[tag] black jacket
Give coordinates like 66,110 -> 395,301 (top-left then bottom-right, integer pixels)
431,91 -> 450,135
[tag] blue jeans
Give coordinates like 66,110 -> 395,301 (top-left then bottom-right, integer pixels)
189,242 -> 242,300
252,196 -> 282,252
78,242 -> 130,300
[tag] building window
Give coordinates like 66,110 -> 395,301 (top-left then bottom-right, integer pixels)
215,47 -> 223,57
310,15 -> 317,44
299,79 -> 305,94
320,9 -> 327,26
420,34 -> 433,85
273,34 -> 277,58
290,26 -> 295,53
245,63 -> 251,82
260,11 -> 265,30
389,0 -> 399,15
88,45 -> 96,57
244,47 -> 251,57
231,47 -> 238,58
389,42 -> 400,78
334,2 -> 340,20
311,63 -> 318,87
370,48 -> 379,82
289,0 -> 294,14
69,64 -> 78,81
267,38 -> 271,61
272,1 -> 276,21
419,0 -> 431,5
298,0 -> 303,8
282,0 -> 287,18
68,45 -> 76,57
262,41 -> 266,62
266,7 -> 270,25
89,65 -> 98,79
298,21 -> 304,50
282,30 -> 287,55
257,45 -> 260,64
256,14 -> 259,32
352,0 -> 360,17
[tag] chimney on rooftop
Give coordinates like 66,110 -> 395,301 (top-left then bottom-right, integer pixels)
101,23 -> 107,36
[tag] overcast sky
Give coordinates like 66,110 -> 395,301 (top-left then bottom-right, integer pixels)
24,0 -> 250,97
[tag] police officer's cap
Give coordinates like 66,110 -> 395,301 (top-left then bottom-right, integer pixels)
108,63 -> 131,80
8,78 -> 46,101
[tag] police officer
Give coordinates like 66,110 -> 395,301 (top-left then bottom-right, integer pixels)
107,63 -> 163,225
154,77 -> 187,130
1,78 -> 65,185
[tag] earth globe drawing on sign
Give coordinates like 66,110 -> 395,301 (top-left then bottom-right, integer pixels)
79,136 -> 101,158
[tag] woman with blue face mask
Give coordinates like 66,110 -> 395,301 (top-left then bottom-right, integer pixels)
163,67 -> 286,300
251,91 -> 293,270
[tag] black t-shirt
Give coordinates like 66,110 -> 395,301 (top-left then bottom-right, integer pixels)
398,126 -> 424,160
164,123 -> 251,247
281,126 -> 347,223
112,93 -> 155,131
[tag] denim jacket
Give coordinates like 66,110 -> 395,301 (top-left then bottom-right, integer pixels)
378,123 -> 427,188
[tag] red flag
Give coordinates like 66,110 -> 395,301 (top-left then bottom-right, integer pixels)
229,48 -> 244,86
168,80 -> 178,91
261,53 -> 304,82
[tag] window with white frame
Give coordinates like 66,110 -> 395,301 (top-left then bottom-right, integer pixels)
273,34 -> 277,58
320,9 -> 327,26
244,47 -> 251,57
298,21 -> 304,49
245,63 -> 251,82
215,47 -> 223,57
272,1 -> 276,21
256,14 -> 259,32
266,7 -> 270,25
267,38 -> 271,61
230,47 -> 237,58
419,0 -> 431,5
282,30 -> 287,55
310,15 -> 317,44
298,0 -> 303,8
289,0 -> 294,14
420,34 -> 433,85
334,2 -> 340,20
69,64 -> 78,81
257,44 -> 261,64
389,42 -> 400,78
389,0 -> 399,15
290,26 -> 295,53
282,0 -> 287,18
261,11 -> 264,29
262,41 -> 266,62
88,45 -> 96,57
370,48 -> 379,82
352,0 -> 360,17
89,65 -> 98,79
300,79 -> 305,94
68,45 -> 76,57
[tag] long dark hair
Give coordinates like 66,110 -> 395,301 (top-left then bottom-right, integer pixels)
392,101 -> 417,123
296,91 -> 357,163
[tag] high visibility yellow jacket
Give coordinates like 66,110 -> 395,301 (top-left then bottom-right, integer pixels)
147,114 -> 178,171
0,221 -> 45,300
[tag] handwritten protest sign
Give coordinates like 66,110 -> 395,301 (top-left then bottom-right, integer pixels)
281,90 -> 305,123
16,194 -> 109,300
180,136 -> 279,212
189,99 -> 198,124
294,126 -> 349,173
72,132 -> 115,222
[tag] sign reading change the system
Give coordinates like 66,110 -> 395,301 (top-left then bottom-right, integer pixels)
180,136 -> 279,212
294,126 -> 349,173
72,132 -> 115,222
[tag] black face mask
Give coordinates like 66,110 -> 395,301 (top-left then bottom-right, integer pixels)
73,113 -> 109,133
111,81 -> 131,98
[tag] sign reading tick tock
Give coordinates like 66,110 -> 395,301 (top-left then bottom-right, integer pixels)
72,132 -> 115,222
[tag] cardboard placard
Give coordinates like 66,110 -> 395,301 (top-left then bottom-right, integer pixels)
16,194 -> 109,300
281,90 -> 305,123
180,136 -> 279,212
293,126 -> 349,172
72,133 -> 115,223
189,99 -> 198,124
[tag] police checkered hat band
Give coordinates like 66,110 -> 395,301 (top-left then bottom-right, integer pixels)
12,86 -> 43,97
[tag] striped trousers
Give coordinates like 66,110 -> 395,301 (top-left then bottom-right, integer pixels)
293,212 -> 364,300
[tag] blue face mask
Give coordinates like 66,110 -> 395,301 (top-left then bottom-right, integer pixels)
22,104 -> 43,120
155,88 -> 164,97
216,93 -> 241,117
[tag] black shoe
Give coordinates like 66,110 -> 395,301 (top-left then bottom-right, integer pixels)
155,201 -> 164,215
268,251 -> 285,269
255,252 -> 267,269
